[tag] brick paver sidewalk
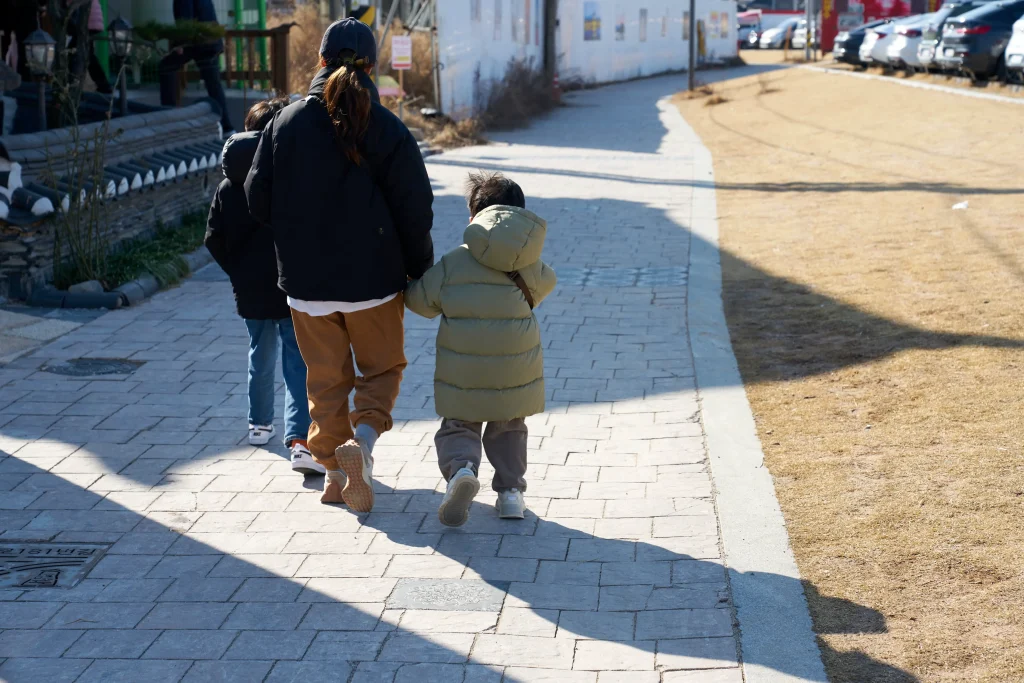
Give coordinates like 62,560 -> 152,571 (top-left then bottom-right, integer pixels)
0,76 -> 745,682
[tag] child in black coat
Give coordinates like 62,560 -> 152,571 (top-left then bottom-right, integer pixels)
205,98 -> 320,475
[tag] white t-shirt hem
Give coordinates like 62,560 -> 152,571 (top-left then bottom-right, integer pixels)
287,293 -> 398,316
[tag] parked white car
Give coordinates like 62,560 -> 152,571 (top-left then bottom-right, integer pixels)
760,18 -> 802,48
792,19 -> 819,49
860,15 -> 921,65
887,14 -> 937,68
1005,16 -> 1024,81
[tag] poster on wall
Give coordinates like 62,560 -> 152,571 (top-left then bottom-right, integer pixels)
639,8 -> 648,42
720,12 -> 729,38
615,6 -> 626,40
584,2 -> 602,41
709,11 -> 720,38
494,0 -> 502,40
683,11 -> 690,39
471,0 -> 481,21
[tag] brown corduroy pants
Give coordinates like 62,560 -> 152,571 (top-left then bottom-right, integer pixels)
290,295 -> 406,470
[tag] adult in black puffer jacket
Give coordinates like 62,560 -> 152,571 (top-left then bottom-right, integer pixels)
205,98 -> 318,477
244,18 -> 434,511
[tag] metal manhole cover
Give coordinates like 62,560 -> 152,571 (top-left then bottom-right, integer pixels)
40,358 -> 143,377
0,543 -> 109,589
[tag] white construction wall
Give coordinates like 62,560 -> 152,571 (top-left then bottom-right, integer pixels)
436,0 -> 547,118
436,0 -> 738,118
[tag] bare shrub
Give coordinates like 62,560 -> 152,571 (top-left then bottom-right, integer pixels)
480,58 -> 556,130
268,2 -> 329,95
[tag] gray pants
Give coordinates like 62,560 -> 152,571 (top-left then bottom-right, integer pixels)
435,418 -> 528,492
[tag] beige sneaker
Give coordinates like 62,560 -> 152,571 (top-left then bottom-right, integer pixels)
336,439 -> 375,512
321,469 -> 347,504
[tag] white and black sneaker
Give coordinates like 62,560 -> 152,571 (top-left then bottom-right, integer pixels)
290,442 -> 325,475
248,424 -> 275,446
438,468 -> 481,527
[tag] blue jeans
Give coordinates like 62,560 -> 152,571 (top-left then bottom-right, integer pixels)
244,318 -> 311,445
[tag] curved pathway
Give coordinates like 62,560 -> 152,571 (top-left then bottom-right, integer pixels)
0,68 -> 824,682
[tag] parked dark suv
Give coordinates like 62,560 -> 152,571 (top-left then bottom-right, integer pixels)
936,0 -> 1024,79
833,19 -> 890,65
918,0 -> 997,70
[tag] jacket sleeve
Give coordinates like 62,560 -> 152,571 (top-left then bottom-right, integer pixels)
377,127 -> 434,280
204,183 -> 232,273
244,124 -> 273,227
520,260 -> 557,308
404,259 -> 445,319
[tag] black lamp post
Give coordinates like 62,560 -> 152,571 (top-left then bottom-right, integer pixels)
108,15 -> 133,117
24,19 -> 56,132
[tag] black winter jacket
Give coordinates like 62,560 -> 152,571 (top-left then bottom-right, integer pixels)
244,68 -> 434,302
205,131 -> 290,320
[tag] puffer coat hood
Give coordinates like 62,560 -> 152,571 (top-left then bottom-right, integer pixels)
405,205 -> 557,422
221,130 -> 260,185
463,205 -> 546,271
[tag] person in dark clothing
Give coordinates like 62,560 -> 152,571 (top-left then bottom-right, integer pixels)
159,0 -> 234,132
205,97 -> 317,475
69,0 -> 113,95
244,18 -> 434,511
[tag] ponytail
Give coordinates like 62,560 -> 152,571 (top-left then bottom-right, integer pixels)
322,62 -> 372,165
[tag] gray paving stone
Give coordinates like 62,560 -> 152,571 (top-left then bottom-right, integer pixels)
387,579 -> 507,611
143,629 -> 239,659
92,578 -> 173,602
76,659 -> 192,683
297,578 -> 398,604
560,608 -> 636,640
573,640 -> 656,670
158,577 -> 244,601
181,660 -> 275,683
137,602 -> 234,630
399,610 -> 499,634
437,534 -> 501,558
504,582 -> 599,611
348,661 -> 401,682
221,602 -> 310,630
266,661 -> 355,683
378,632 -> 474,663
635,608 -> 733,640
496,607 -> 558,637
0,601 -> 62,628
393,663 -> 468,683
535,560 -> 602,585
297,603 -> 384,631
472,635 -> 575,670
44,602 -> 153,629
303,631 -> 387,661
0,628 -> 83,657
464,557 -> 538,583
655,637 -> 739,670
600,561 -> 672,587
497,536 -> 568,561
0,657 -> 91,683
224,630 -> 315,660
63,628 -> 160,658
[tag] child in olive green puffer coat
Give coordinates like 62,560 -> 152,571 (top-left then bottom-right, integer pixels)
405,171 -> 556,528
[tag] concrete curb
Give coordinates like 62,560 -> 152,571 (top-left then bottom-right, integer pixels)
802,64 -> 1024,105
661,97 -> 829,683
113,246 -> 213,307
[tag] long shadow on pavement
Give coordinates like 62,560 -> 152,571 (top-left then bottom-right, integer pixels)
0,457 -> 918,682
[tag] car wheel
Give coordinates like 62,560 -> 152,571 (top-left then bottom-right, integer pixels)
996,56 -> 1008,83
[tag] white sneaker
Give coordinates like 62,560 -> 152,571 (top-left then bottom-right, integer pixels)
335,439 -> 375,512
496,489 -> 526,519
248,424 -> 275,446
290,443 -> 325,475
438,467 -> 480,527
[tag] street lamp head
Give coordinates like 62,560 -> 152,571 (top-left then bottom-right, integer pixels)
108,15 -> 134,59
24,24 -> 56,78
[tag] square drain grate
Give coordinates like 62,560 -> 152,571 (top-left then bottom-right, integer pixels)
0,543 -> 110,589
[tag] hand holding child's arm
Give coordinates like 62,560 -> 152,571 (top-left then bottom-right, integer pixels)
405,259 -> 445,319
